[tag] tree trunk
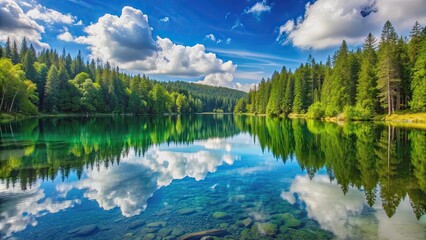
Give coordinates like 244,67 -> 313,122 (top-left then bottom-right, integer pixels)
387,67 -> 391,115
8,91 -> 18,112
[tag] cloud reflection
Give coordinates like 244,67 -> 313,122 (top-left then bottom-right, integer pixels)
282,175 -> 426,240
57,137 -> 241,217
0,183 -> 79,238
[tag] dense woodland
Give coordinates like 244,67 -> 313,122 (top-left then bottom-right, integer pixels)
234,21 -> 426,119
0,40 -> 244,115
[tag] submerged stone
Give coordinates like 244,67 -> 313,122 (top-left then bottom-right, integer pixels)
67,224 -> 99,237
158,228 -> 173,237
146,221 -> 167,228
178,208 -> 196,215
142,233 -> 156,240
242,218 -> 253,228
212,211 -> 230,219
128,220 -> 145,230
180,229 -> 229,240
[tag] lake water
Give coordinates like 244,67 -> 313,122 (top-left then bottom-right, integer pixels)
0,115 -> 425,239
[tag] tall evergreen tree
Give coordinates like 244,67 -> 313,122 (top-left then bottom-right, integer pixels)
410,33 -> 426,111
356,33 -> 378,114
11,40 -> 19,64
43,65 -> 60,112
266,71 -> 282,116
377,21 -> 401,115
282,74 -> 294,115
4,37 -> 12,59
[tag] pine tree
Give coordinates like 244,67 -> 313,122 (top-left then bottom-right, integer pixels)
19,37 -> 28,60
329,40 -> 351,111
22,44 -> 37,81
292,65 -> 307,113
356,33 -> 378,114
410,33 -> 426,111
4,37 -> 12,59
282,74 -> 294,115
43,65 -> 60,112
11,40 -> 19,64
266,71 -> 282,116
377,21 -> 401,115
408,21 -> 424,66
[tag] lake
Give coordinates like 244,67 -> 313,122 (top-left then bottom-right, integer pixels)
0,115 -> 425,239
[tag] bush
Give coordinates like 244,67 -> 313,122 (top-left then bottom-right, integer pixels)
307,102 -> 325,119
325,105 -> 340,117
343,102 -> 375,121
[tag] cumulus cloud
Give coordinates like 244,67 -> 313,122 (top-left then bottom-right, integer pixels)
0,0 -> 48,48
26,4 -> 77,25
245,0 -> 272,18
282,175 -> 426,239
160,16 -> 169,23
57,138 -> 240,217
226,37 -> 232,44
74,19 -> 83,26
75,6 -> 158,62
277,0 -> 426,49
57,31 -> 74,42
75,6 -> 239,86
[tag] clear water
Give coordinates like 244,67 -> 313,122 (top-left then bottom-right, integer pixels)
0,115 -> 425,239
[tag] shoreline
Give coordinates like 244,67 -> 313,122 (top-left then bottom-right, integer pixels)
2,112 -> 426,129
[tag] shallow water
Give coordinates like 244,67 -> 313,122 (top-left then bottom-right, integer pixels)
0,115 -> 425,239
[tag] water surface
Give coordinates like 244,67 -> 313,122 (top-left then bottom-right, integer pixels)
0,115 -> 425,239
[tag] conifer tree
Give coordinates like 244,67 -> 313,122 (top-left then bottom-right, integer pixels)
377,21 -> 401,115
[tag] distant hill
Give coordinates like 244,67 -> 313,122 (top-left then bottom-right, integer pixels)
161,81 -> 247,112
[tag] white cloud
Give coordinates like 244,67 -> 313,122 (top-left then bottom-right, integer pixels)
205,33 -> 216,42
57,31 -> 74,42
231,17 -> 243,30
74,19 -> 83,26
0,0 -> 48,48
278,0 -> 426,49
26,3 -> 77,25
245,0 -> 272,18
160,16 -> 169,23
282,175 -> 426,240
75,6 -> 242,90
197,73 -> 254,92
226,37 -> 232,44
205,34 -> 228,44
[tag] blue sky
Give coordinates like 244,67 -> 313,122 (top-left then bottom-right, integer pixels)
1,0 -> 425,91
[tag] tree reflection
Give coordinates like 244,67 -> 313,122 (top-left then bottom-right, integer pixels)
0,115 -> 240,190
236,116 -> 426,219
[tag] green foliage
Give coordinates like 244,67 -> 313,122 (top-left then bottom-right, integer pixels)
149,83 -> 172,114
410,32 -> 426,112
306,102 -> 325,119
0,58 -> 37,114
234,98 -> 247,114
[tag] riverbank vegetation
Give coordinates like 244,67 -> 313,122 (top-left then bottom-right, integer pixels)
234,21 -> 426,121
0,40 -> 244,116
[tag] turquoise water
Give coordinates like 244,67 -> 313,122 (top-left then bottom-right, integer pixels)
0,115 -> 425,239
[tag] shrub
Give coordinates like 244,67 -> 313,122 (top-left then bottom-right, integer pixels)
307,102 -> 325,119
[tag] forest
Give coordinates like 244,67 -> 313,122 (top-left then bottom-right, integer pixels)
234,21 -> 426,120
0,40 -> 244,115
